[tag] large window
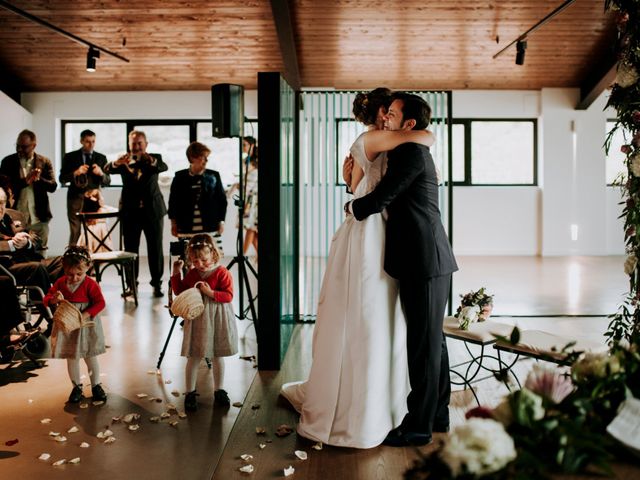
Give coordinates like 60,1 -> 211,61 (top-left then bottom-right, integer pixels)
606,120 -> 628,185
61,120 -> 257,187
451,119 -> 537,185
335,118 -> 367,185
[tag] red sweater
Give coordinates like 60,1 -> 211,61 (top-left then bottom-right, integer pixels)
171,266 -> 233,303
44,276 -> 106,318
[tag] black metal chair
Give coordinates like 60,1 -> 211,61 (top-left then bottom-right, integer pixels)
77,210 -> 138,306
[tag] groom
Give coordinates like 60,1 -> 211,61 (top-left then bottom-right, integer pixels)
346,92 -> 458,446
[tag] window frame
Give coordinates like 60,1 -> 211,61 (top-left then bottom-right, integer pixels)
451,118 -> 538,186
60,118 -> 257,187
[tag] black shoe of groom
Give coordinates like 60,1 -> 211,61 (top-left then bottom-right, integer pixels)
383,426 -> 432,447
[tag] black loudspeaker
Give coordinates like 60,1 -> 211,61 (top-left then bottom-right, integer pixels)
211,83 -> 244,138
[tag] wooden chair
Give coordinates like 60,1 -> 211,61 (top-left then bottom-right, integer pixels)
77,210 -> 138,306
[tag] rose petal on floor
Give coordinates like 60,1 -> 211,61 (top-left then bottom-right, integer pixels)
40,418 -> 52,424
284,466 -> 295,476
52,459 -> 66,466
79,442 -> 90,448
255,427 -> 266,435
104,436 -> 116,444
128,425 -> 140,432
275,425 -> 294,437
239,464 -> 254,473
38,453 -> 51,461
67,426 -> 79,433
69,457 -> 81,464
240,454 -> 253,462
92,401 -> 105,406
149,416 -> 160,423
136,393 -> 148,398
48,431 -> 60,437
259,443 -> 266,449
79,403 -> 89,409
233,402 -> 243,408
294,450 -> 307,460
54,436 -> 67,442
5,439 -> 18,446
312,442 -> 323,450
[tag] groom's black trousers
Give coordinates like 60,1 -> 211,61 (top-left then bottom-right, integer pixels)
398,273 -> 451,434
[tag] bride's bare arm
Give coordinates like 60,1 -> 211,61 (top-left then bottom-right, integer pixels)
363,130 -> 435,161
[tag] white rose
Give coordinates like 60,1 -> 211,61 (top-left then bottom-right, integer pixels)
573,352 -> 621,380
440,418 -> 516,477
624,254 -> 637,276
616,61 -> 639,88
458,305 -> 480,330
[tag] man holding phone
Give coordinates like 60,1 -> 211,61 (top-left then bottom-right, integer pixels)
60,129 -> 110,245
105,130 -> 168,298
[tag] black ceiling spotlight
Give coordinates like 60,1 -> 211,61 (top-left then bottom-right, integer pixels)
86,46 -> 100,72
515,40 -> 527,65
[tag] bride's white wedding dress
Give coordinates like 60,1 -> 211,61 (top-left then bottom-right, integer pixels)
281,133 -> 409,448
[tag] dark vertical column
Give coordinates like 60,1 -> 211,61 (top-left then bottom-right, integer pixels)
257,72 -> 282,370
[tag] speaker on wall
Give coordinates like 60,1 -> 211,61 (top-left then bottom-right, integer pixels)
211,83 -> 244,138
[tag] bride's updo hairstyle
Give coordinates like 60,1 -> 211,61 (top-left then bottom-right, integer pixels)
352,87 -> 393,126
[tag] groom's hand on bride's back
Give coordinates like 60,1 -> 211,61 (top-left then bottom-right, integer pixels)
342,154 -> 354,193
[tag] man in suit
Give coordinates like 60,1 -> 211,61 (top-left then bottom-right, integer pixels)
0,129 -> 57,255
105,130 -> 167,298
59,129 -> 111,246
347,93 -> 458,447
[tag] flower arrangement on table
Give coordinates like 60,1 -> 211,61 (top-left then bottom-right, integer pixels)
454,288 -> 494,330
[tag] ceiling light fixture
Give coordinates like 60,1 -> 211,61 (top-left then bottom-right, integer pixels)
493,0 -> 576,63
86,47 -> 100,72
0,0 -> 129,69
515,40 -> 527,66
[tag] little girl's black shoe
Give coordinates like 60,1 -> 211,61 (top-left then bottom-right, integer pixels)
185,390 -> 199,411
214,389 -> 230,407
68,385 -> 83,403
92,384 -> 107,402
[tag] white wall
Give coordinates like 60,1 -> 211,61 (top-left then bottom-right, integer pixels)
16,90 -> 257,257
0,92 -> 32,152
0,88 -> 624,258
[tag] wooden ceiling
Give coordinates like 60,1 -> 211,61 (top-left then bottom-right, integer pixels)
0,0 -> 616,94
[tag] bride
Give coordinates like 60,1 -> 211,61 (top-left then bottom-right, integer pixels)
281,88 -> 435,448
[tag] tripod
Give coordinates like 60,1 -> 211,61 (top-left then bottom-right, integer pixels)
227,136 -> 258,324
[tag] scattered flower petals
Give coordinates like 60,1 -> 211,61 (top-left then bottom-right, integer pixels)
38,453 -> 51,461
54,436 -> 67,443
79,442 -> 90,448
92,401 -> 105,406
171,390 -> 180,397
178,412 -> 187,419
67,426 -> 79,433
233,402 -> 243,408
312,442 -> 323,451
28,399 -> 34,403
165,380 -> 172,384
104,430 -> 114,437
169,421 -> 178,427
123,413 -> 140,423
96,432 -> 105,439
149,416 -> 160,423
104,436 -> 116,444
136,393 -> 148,398
275,424 -> 294,437
239,464 -> 254,473
128,425 -> 140,431
147,370 -> 155,374
166,403 -> 177,412
111,416 -> 122,423
79,403 -> 88,409
148,397 -> 157,402
284,466 -> 295,476
48,431 -> 60,437
255,427 -> 266,435
251,403 -> 260,410
160,413 -> 171,419
5,439 -> 18,446
294,450 -> 307,460
259,443 -> 266,449
52,459 -> 66,467
69,457 -> 81,464
240,454 -> 253,462
40,418 -> 52,424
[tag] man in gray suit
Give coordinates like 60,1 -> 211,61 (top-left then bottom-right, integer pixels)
59,129 -> 110,245
348,93 -> 458,446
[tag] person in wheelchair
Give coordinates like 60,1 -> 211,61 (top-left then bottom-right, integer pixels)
0,187 -> 62,294
168,141 -> 227,254
0,275 -> 28,344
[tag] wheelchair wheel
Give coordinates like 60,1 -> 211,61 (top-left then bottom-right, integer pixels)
23,333 -> 48,358
0,345 -> 16,364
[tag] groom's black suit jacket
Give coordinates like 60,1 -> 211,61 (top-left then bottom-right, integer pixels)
352,143 -> 457,279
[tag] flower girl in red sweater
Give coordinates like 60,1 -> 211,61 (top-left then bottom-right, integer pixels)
171,233 -> 237,411
44,246 -> 107,404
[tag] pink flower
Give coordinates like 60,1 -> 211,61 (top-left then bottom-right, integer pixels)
621,144 -> 632,154
524,364 -> 574,404
466,406 -> 494,420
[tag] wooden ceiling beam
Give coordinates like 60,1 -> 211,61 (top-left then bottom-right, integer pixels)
576,59 -> 616,110
269,0 -> 301,91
